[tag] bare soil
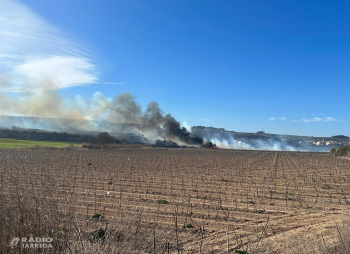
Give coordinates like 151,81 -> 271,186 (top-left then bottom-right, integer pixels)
1,148 -> 350,253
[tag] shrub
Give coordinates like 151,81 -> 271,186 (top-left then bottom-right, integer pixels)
157,200 -> 168,204
91,213 -> 101,220
185,223 -> 193,228
330,146 -> 350,157
90,228 -> 105,240
82,143 -> 99,149
336,146 -> 350,157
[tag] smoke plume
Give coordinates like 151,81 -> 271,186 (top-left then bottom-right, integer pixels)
0,90 -> 203,145
210,136 -> 299,151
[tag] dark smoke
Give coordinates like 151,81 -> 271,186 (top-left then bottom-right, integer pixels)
0,91 -> 204,145
162,114 -> 203,144
110,94 -> 204,145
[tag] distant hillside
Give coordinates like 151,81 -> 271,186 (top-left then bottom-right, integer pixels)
0,127 -> 147,144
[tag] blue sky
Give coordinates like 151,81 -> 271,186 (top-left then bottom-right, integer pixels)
0,0 -> 349,137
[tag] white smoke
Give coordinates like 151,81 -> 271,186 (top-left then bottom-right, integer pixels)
208,133 -> 301,151
182,121 -> 191,132
210,137 -> 251,150
0,90 -> 204,145
251,139 -> 298,151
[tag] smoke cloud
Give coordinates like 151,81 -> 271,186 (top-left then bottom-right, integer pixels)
210,137 -> 299,151
0,89 -> 335,151
0,89 -> 203,145
195,129 -> 333,152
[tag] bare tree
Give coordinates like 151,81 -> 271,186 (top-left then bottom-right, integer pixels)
97,132 -> 115,148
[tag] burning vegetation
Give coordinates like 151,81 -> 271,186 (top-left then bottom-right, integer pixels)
201,141 -> 217,149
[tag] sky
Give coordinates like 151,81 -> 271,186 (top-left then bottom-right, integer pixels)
0,0 -> 349,137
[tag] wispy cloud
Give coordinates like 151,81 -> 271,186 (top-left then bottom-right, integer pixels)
202,118 -> 210,122
324,117 -> 337,122
15,56 -> 98,91
268,117 -> 286,121
0,0 -> 99,92
293,117 -> 338,122
310,117 -> 322,122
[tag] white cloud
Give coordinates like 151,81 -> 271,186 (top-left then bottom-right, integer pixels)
280,117 -> 286,120
202,119 -> 210,122
15,56 -> 97,91
268,117 -> 275,121
294,117 -> 337,122
324,117 -> 337,122
310,117 -> 322,122
0,0 -> 99,92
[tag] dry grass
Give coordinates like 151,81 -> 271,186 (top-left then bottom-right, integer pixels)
1,148 -> 350,253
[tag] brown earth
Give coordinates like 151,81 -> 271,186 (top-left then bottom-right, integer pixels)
1,148 -> 350,253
